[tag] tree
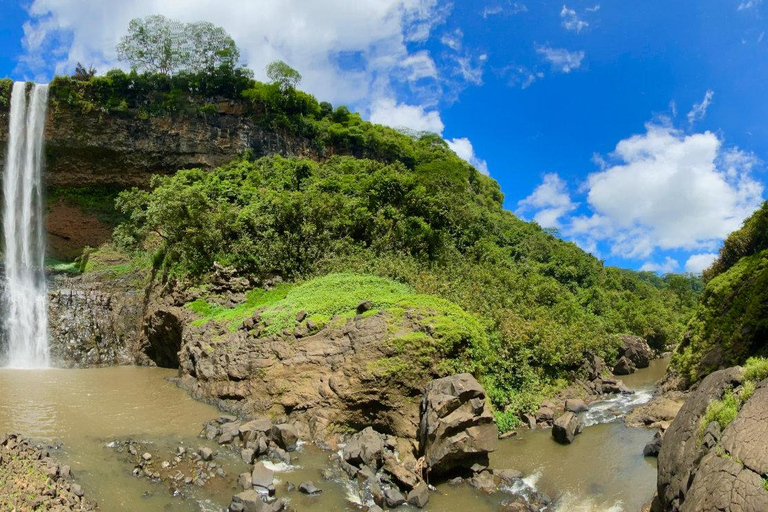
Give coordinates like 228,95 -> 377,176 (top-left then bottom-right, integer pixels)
117,15 -> 240,75
185,21 -> 239,72
117,15 -> 185,75
266,60 -> 302,92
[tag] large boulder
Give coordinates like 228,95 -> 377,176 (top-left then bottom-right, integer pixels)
677,377 -> 768,511
552,412 -> 583,444
613,356 -> 636,376
419,373 -> 497,475
656,367 -> 743,511
619,335 -> 654,369
342,427 -> 386,469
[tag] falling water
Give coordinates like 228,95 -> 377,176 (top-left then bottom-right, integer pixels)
2,82 -> 49,368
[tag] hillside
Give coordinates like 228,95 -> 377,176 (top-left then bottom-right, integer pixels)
2,69 -> 699,428
672,201 -> 768,384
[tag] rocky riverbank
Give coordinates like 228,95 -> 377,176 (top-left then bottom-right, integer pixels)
0,433 -> 98,511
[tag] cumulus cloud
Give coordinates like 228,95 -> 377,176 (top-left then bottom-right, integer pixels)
687,90 -> 714,125
517,173 -> 577,228
16,0 -> 448,108
560,5 -> 588,32
447,137 -> 490,175
536,45 -> 585,73
370,98 -> 445,133
569,124 -> 764,258
685,253 -> 719,274
640,257 -> 679,274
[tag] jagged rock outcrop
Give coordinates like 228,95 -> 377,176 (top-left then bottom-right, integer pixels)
665,377 -> 768,511
47,271 -> 145,367
656,367 -> 746,511
178,311 -> 447,440
418,373 -> 497,475
42,101 -> 316,188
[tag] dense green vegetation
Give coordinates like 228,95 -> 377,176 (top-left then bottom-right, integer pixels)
48,64 -> 440,166
673,202 -> 768,383
0,78 -> 11,108
111,135 -> 695,427
45,61 -> 701,428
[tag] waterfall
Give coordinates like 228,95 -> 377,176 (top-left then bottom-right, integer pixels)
3,82 -> 49,368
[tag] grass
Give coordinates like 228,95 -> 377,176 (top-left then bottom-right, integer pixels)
186,273 -> 489,379
80,244 -> 150,275
744,356 -> 768,384
45,256 -> 81,275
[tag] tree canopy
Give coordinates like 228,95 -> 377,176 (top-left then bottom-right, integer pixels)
116,15 -> 240,75
266,60 -> 302,91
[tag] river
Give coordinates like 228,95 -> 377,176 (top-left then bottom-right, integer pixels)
0,359 -> 667,511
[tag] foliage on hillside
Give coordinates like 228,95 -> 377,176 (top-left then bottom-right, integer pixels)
47,66 -> 698,426
673,201 -> 768,384
115,150 -> 693,425
49,66 -> 431,166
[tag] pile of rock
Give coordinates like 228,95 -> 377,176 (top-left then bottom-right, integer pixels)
0,433 -> 98,511
108,439 -> 226,490
332,427 -> 429,509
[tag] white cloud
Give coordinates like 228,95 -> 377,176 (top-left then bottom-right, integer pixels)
685,253 -> 718,274
687,90 -> 714,125
517,173 -> 577,228
569,124 -> 764,258
16,0 -> 448,109
560,5 -> 588,32
440,29 -> 462,50
640,257 -> 679,274
370,98 -> 444,134
447,137 -> 490,175
738,0 -> 762,10
400,51 -> 438,81
586,4 -> 601,12
536,45 -> 585,73
453,54 -> 487,85
482,3 -> 527,18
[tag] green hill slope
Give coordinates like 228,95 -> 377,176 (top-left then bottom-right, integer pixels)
673,202 -> 768,384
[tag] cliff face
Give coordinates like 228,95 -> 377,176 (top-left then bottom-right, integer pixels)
43,101 -> 316,187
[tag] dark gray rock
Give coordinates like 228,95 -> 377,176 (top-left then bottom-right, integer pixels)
251,462 -> 274,491
613,356 -> 636,376
619,335 -> 653,369
657,367 -> 743,510
298,481 -> 322,495
383,486 -> 406,507
552,412 -> 583,444
270,424 -> 298,452
419,373 -> 497,474
407,481 -> 430,508
643,431 -> 663,457
564,399 -> 588,413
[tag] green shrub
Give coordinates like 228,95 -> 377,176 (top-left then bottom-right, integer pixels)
699,389 -> 741,441
744,357 -> 768,384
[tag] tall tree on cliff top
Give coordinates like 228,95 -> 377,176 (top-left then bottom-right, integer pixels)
117,15 -> 240,75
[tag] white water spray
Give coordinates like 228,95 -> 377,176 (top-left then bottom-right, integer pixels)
3,82 -> 49,368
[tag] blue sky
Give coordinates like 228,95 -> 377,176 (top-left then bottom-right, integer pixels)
1,0 -> 767,273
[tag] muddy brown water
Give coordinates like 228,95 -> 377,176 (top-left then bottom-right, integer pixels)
0,359 -> 668,512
